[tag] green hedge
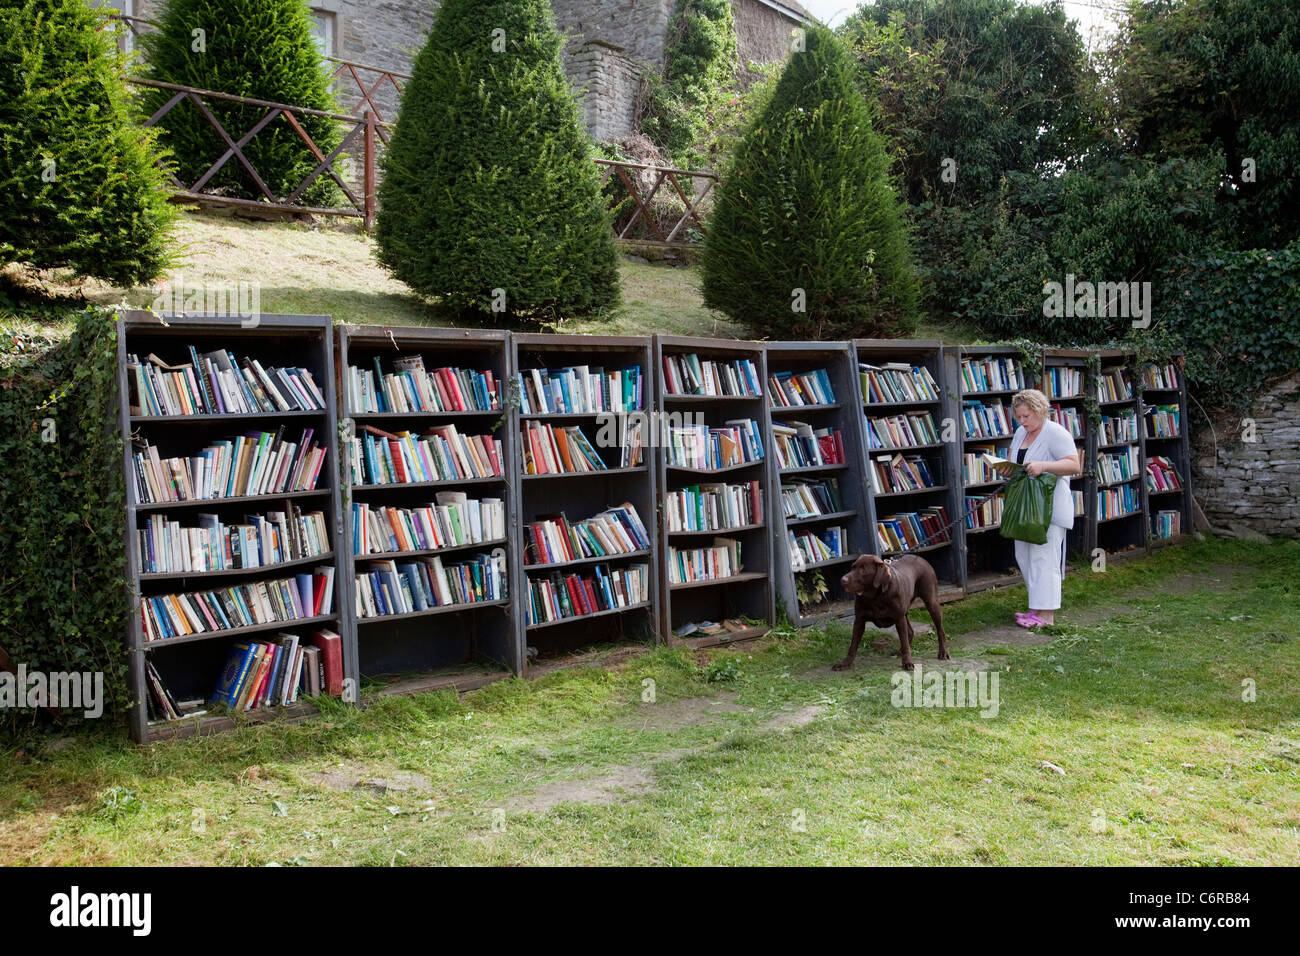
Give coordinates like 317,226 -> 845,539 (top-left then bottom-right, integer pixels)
0,308 -> 129,736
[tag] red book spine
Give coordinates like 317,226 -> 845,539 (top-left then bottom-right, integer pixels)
564,576 -> 585,617
583,578 -> 600,613
310,631 -> 344,696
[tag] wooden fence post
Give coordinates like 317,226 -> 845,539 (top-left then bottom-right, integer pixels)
364,109 -> 376,231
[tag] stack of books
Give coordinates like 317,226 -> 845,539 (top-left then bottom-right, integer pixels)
1098,485 -> 1140,519
355,553 -> 506,617
780,478 -> 843,519
1141,364 -> 1181,390
961,357 -> 1028,393
1152,510 -> 1182,538
1098,446 -> 1141,484
668,537 -> 744,584
1145,404 -> 1181,438
138,505 -> 330,574
1145,456 -> 1183,493
662,354 -> 762,397
1096,368 -> 1133,402
525,563 -> 649,625
351,494 -> 505,555
127,348 -> 327,416
1098,413 -> 1138,444
875,507 -> 952,553
521,422 -> 612,474
350,424 -> 503,485
870,453 -> 939,494
133,429 -> 327,503
207,630 -> 343,714
962,444 -> 1010,484
964,494 -> 1003,530
347,357 -> 500,414
523,504 -> 651,566
865,411 -> 939,449
1046,367 -> 1083,398
1049,404 -> 1084,437
789,527 -> 847,568
859,363 -> 940,403
141,567 -> 336,642
516,364 -> 643,414
768,368 -> 836,407
771,421 -> 845,468
962,400 -> 1014,439
666,420 -> 764,470
665,481 -> 763,531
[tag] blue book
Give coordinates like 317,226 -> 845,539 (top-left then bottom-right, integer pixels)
211,642 -> 257,706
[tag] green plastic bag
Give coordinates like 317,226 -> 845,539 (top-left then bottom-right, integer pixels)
1000,469 -> 1059,544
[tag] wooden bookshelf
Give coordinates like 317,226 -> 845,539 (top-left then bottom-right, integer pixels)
655,335 -> 774,646
117,313 -> 349,744
765,341 -> 871,624
1092,349 -> 1146,557
946,345 -> 1039,594
511,334 -> 659,664
1136,352 -> 1193,549
856,339 -> 962,597
338,326 -> 519,693
1041,348 -> 1095,560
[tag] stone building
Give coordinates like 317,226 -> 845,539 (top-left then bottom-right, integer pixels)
107,0 -> 813,142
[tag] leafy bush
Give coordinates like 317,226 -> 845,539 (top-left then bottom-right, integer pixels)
141,0 -> 342,206
0,0 -> 176,284
0,307 -> 129,735
375,0 -> 619,323
701,24 -> 919,339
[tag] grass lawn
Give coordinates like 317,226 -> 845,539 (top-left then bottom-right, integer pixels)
3,536 -> 1297,866
0,211 -> 982,342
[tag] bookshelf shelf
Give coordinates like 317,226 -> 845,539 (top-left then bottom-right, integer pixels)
861,339 -> 960,592
340,325 -> 518,686
668,522 -> 766,537
656,335 -> 774,641
785,509 -> 858,528
118,313 -> 350,743
513,333 -> 659,663
1137,354 -> 1193,545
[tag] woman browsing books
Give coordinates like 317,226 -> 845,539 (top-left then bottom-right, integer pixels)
1005,389 -> 1080,627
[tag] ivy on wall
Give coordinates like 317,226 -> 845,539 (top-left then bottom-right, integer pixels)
0,307 -> 129,735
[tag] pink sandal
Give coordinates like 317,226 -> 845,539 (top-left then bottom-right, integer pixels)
1016,611 -> 1050,628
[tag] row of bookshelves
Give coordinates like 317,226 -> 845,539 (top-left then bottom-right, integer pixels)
116,317 -> 1194,741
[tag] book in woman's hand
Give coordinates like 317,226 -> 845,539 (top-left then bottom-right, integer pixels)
980,453 -> 1022,478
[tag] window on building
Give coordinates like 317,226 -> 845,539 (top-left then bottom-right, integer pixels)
310,9 -> 336,58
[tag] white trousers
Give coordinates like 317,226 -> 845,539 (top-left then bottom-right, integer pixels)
1015,523 -> 1067,611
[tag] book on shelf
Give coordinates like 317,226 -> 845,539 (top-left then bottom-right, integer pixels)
962,400 -> 1014,440
1144,404 -> 1181,438
780,477 -> 842,519
1145,456 -> 1184,493
859,362 -> 940,404
1073,489 -> 1085,516
353,494 -> 506,556
1096,368 -> 1133,403
524,503 -> 651,566
350,424 -> 504,485
872,452 -> 941,494
961,357 -> 1029,393
665,481 -> 763,532
662,353 -> 762,397
520,421 -> 611,475
140,566 -> 335,642
1046,366 -> 1083,399
1097,484 -> 1140,519
132,428 -> 326,504
667,537 -> 744,584
789,526 -> 847,569
138,503 -> 330,574
1098,412 -> 1139,444
1097,446 -> 1141,484
1152,510 -> 1182,538
964,494 -> 1004,530
1049,404 -> 1084,437
962,444 -> 1010,485
516,364 -> 643,414
771,421 -> 846,469
126,348 -> 327,417
144,659 -> 184,721
203,628 -> 342,717
977,452 -> 1021,479
524,563 -> 649,626
865,411 -> 939,449
875,506 -> 951,553
768,368 -> 836,407
347,358 -> 501,414
666,420 -> 764,470
355,552 -> 507,618
1140,363 -> 1181,390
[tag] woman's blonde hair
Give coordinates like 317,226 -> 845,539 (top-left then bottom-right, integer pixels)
1011,388 -> 1051,418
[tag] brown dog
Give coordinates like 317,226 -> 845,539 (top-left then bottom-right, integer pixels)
834,554 -> 949,671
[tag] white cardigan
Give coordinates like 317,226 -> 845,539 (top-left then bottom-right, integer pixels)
1007,419 -> 1078,530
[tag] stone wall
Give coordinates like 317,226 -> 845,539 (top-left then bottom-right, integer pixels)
566,40 -> 646,142
735,0 -> 801,78
551,0 -> 676,70
1191,371 -> 1300,540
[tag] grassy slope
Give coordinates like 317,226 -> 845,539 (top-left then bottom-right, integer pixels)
3,211 -> 981,341
2,537 -> 1297,866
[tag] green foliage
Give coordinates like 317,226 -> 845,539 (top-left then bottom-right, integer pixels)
795,569 -> 828,608
1161,241 -> 1300,412
0,0 -> 177,284
1102,0 -> 1300,248
0,306 -> 129,736
640,0 -> 739,169
375,0 -> 620,324
141,0 -> 342,206
701,25 -> 920,339
704,656 -> 742,683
